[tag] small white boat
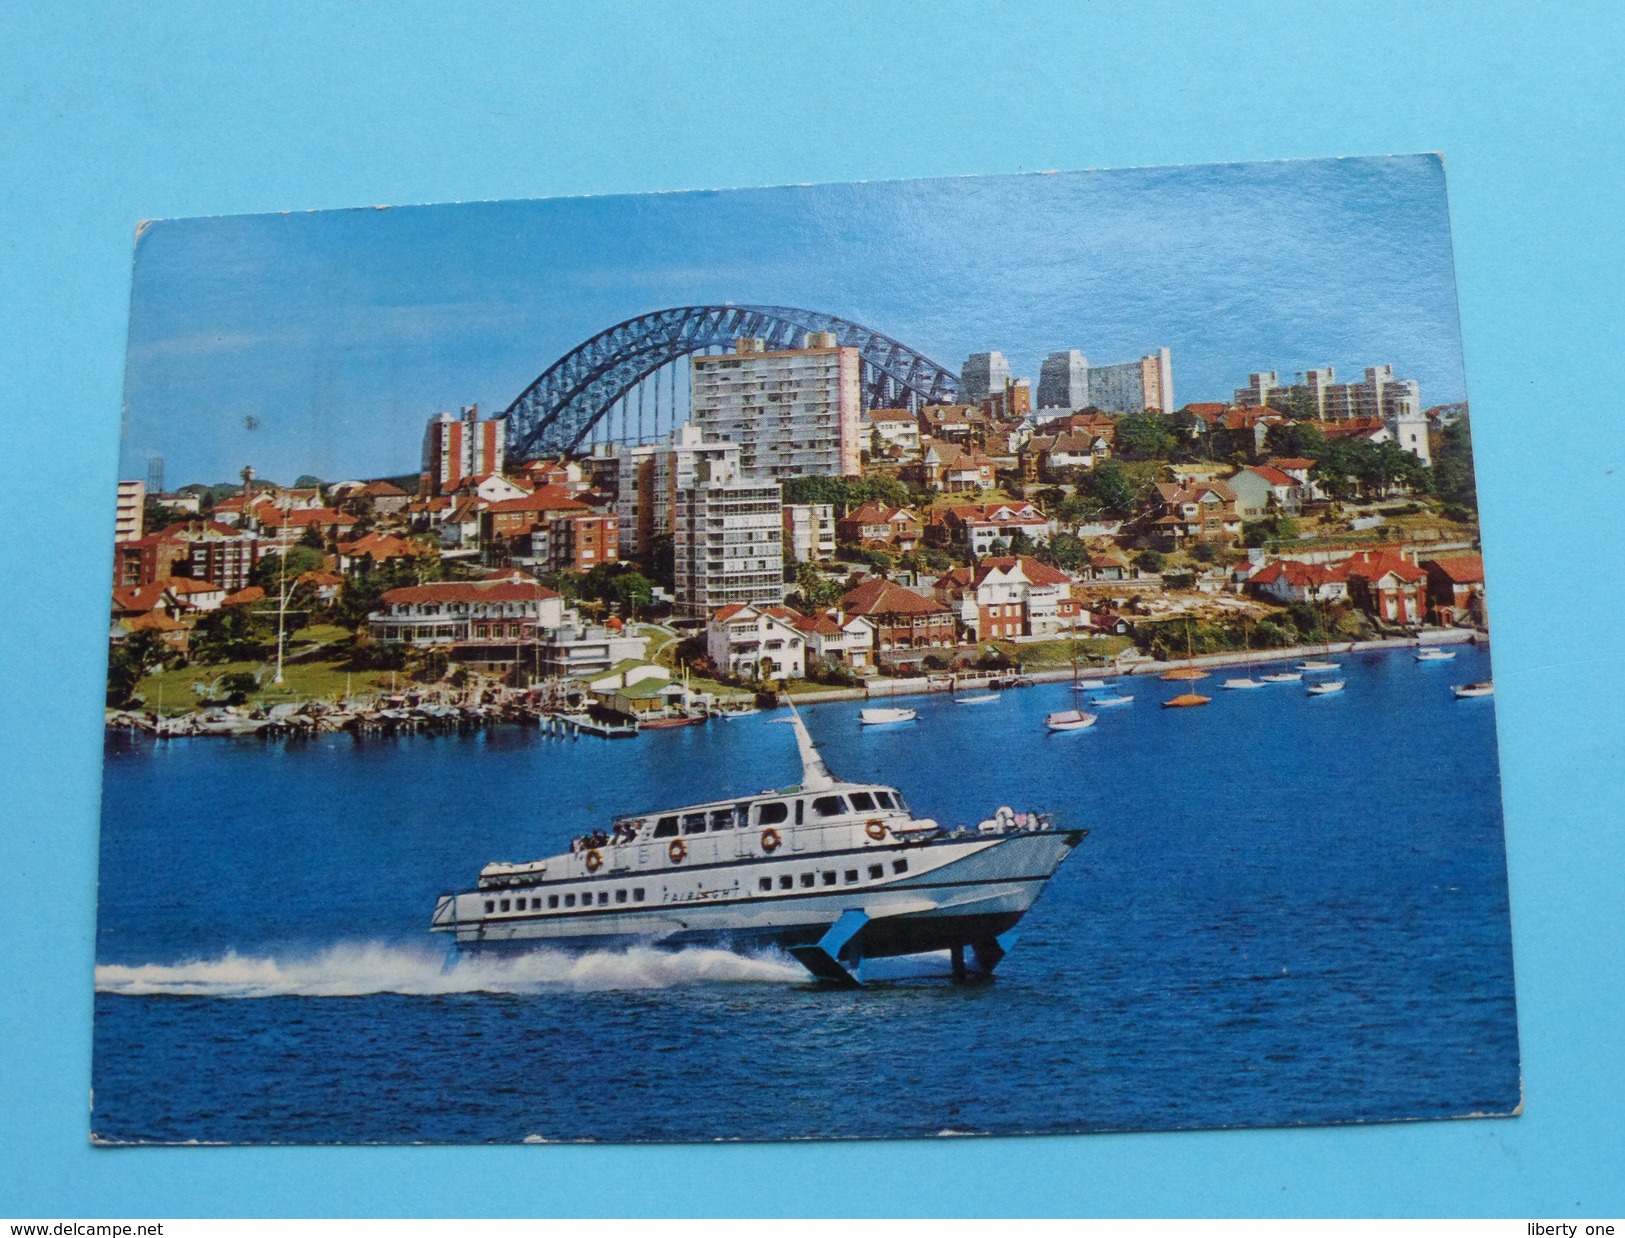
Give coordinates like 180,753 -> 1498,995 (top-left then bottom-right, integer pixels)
1415,648 -> 1458,662
1222,677 -> 1265,690
860,707 -> 918,725
1451,682 -> 1494,698
1045,709 -> 1098,732
1260,672 -> 1303,683
1089,693 -> 1134,707
954,692 -> 1001,705
1076,679 -> 1113,690
1297,660 -> 1339,672
1306,680 -> 1345,696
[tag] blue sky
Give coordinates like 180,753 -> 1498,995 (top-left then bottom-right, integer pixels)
121,155 -> 1467,487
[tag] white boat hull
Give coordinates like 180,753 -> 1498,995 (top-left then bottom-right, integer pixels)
433,828 -> 1083,963
860,708 -> 918,725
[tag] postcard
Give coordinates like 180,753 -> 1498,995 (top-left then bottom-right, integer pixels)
94,156 -> 1519,1144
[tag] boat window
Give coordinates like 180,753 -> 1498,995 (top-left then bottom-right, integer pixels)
681,813 -> 707,835
515,898 -> 526,910
709,809 -> 734,831
615,889 -> 627,904
548,895 -> 559,909
891,792 -> 909,812
756,801 -> 789,826
564,894 -> 576,907
759,877 -> 772,892
822,871 -> 837,886
633,888 -> 646,902
873,791 -> 895,809
778,875 -> 793,890
812,795 -> 848,818
868,865 -> 884,880
499,898 -> 511,912
735,803 -> 752,827
653,816 -> 679,838
800,872 -> 815,888
597,892 -> 609,906
794,799 -> 805,825
484,900 -> 494,914
892,858 -> 908,874
844,869 -> 859,884
848,791 -> 877,811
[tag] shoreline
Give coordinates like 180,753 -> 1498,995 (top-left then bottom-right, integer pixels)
107,629 -> 1488,728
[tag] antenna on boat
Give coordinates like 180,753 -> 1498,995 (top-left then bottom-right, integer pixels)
780,695 -> 837,791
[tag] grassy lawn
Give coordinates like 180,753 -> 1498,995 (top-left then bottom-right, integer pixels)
133,657 -> 405,714
984,635 -> 1133,668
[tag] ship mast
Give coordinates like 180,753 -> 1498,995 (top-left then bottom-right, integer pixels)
783,696 -> 837,791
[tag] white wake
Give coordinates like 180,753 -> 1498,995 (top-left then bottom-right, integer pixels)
94,940 -> 807,997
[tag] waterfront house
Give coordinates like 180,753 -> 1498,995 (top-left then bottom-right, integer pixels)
1421,555 -> 1486,625
1341,550 -> 1428,625
706,604 -> 807,683
790,610 -> 876,671
935,556 -> 1083,640
838,578 -> 956,662
367,579 -> 567,648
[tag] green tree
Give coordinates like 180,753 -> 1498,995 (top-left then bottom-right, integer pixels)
1112,413 -> 1178,461
609,570 -> 654,617
106,629 -> 171,707
1135,549 -> 1165,573
1039,532 -> 1089,571
191,605 -> 266,664
253,545 -> 325,592
1432,415 -> 1477,512
794,562 -> 843,610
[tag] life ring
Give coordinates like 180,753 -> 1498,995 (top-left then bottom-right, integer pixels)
760,827 -> 782,854
865,819 -> 888,841
668,838 -> 687,864
584,849 -> 602,873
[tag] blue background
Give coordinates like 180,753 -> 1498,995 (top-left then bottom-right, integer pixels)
1,1 -> 1620,1219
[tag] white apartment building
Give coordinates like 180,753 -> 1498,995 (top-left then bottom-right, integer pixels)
672,457 -> 785,619
615,424 -> 742,556
689,333 -> 862,480
1235,364 -> 1431,464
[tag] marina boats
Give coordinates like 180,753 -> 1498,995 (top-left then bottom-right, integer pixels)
1306,680 -> 1346,696
1088,692 -> 1134,707
953,692 -> 1001,705
1297,659 -> 1339,672
430,703 -> 1086,986
1260,671 -> 1303,683
1221,677 -> 1265,690
1415,647 -> 1458,662
859,706 -> 919,725
1451,681 -> 1494,698
1044,708 -> 1098,732
1162,692 -> 1211,708
1046,657 -> 1099,731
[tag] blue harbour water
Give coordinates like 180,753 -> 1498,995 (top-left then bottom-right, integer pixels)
92,646 -> 1520,1144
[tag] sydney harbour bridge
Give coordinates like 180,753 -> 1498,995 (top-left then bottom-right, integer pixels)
501,305 -> 962,459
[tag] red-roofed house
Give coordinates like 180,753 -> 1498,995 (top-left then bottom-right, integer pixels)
705,603 -> 807,682
335,533 -> 428,575
936,501 -> 1050,558
1145,481 -> 1240,549
367,579 -> 567,647
114,521 -> 269,591
109,609 -> 190,652
221,585 -> 266,608
903,440 -> 998,491
163,576 -> 228,612
838,579 -> 956,660
479,487 -> 616,572
936,555 -> 1084,640
1342,551 -> 1428,624
865,408 -> 922,458
1421,555 -> 1486,625
790,610 -> 877,671
253,506 -> 358,545
836,502 -> 922,551
112,582 -> 184,621
1248,559 -> 1350,605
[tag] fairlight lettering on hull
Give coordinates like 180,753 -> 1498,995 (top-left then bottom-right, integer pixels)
432,703 -> 1084,985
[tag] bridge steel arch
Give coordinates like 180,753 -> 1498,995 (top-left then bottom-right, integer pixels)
501,304 -> 962,458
